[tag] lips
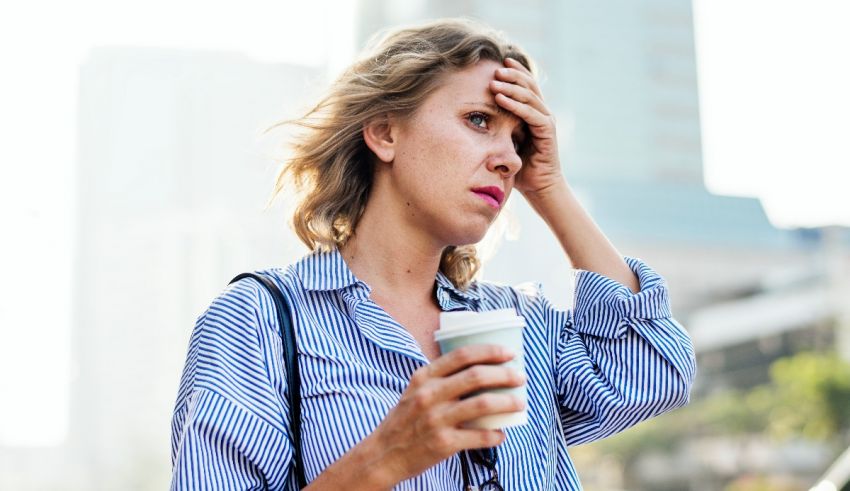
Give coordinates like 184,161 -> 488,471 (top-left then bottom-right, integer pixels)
471,186 -> 505,209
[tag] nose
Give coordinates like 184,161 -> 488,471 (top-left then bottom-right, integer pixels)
486,134 -> 523,178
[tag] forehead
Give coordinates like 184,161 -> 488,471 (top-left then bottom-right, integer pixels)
445,59 -> 502,87
429,60 -> 503,102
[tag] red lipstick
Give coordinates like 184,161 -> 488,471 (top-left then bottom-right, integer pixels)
471,186 -> 505,209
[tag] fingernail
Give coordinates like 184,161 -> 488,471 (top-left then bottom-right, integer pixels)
498,68 -> 510,75
502,347 -> 516,358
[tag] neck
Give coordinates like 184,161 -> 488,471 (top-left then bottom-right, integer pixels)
339,189 -> 444,307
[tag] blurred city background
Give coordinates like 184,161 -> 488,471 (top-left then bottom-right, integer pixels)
1,0 -> 849,489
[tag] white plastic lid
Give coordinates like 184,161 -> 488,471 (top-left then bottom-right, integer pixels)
438,308 -> 524,332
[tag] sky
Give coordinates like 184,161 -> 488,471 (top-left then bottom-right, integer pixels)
0,0 -> 847,446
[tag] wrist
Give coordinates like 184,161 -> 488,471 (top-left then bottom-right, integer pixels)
520,177 -> 569,206
521,178 -> 572,218
354,434 -> 399,490
307,434 -> 399,491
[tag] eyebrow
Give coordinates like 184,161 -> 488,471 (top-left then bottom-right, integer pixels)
462,102 -> 512,118
462,102 -> 527,134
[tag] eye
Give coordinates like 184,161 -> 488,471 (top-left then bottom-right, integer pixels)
467,112 -> 489,130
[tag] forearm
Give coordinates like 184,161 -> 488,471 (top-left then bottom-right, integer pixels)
305,434 -> 399,490
523,178 -> 640,293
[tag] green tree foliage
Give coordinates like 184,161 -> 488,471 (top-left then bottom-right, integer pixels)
587,352 -> 850,463
766,352 -> 850,440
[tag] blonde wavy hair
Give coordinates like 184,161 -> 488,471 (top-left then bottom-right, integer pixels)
269,18 -> 535,290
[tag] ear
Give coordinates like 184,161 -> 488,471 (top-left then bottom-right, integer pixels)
362,113 -> 398,163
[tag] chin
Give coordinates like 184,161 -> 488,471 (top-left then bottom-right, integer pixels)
442,221 -> 491,247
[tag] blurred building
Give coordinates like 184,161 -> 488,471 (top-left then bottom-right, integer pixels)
0,48 -> 321,490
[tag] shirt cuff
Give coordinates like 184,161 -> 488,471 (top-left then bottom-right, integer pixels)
570,257 -> 672,339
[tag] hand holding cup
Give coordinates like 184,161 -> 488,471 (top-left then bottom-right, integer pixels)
365,344 -> 525,486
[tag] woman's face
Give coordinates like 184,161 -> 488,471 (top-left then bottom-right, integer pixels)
386,59 -> 526,247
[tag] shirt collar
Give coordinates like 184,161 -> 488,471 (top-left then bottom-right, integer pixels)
293,248 -> 362,292
435,270 -> 481,305
294,248 -> 480,306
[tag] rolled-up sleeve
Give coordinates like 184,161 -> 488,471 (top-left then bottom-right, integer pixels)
556,257 -> 696,445
170,280 -> 294,490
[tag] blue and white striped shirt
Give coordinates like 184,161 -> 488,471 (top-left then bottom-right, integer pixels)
171,249 -> 696,490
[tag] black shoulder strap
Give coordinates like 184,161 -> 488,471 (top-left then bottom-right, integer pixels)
230,273 -> 307,489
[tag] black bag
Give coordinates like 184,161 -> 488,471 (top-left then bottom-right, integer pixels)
229,273 -> 308,488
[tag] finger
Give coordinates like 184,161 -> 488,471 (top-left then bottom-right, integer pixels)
490,80 -> 549,116
504,57 -> 536,84
497,60 -> 542,98
495,66 -> 536,93
443,392 -> 526,427
494,92 -> 551,132
427,345 -> 515,379
454,428 -> 507,450
504,56 -> 531,74
439,364 -> 526,401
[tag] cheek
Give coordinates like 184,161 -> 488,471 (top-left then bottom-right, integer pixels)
432,125 -> 481,175
405,129 -> 469,183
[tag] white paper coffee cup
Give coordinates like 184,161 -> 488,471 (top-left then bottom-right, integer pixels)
434,308 -> 527,429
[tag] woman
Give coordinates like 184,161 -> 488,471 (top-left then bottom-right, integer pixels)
171,18 -> 696,490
